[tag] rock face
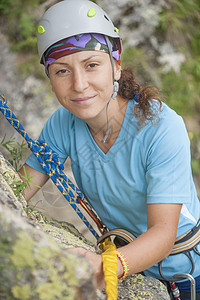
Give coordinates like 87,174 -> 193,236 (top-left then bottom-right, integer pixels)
0,151 -> 170,299
0,152 -> 97,300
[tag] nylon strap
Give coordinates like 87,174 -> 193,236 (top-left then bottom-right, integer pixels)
97,228 -> 136,245
100,238 -> 118,300
97,223 -> 200,255
171,219 -> 200,254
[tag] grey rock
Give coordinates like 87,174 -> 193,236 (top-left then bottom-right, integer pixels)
0,151 -> 170,299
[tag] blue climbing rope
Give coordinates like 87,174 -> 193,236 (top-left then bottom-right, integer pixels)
0,93 -> 100,238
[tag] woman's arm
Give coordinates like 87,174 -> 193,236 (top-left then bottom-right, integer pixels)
118,203 -> 182,277
18,163 -> 49,202
72,203 -> 182,290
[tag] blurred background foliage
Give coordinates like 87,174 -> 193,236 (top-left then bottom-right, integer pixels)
0,0 -> 199,113
121,0 -> 200,117
159,0 -> 200,117
0,0 -> 200,192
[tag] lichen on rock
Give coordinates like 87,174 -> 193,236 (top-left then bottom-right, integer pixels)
0,151 -> 170,299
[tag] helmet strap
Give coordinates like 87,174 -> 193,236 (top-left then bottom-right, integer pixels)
101,99 -> 111,143
101,36 -> 119,143
104,35 -> 118,99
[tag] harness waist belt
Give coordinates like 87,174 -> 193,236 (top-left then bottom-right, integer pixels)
97,219 -> 200,255
171,219 -> 200,254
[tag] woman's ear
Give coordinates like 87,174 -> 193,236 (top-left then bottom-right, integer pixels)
114,61 -> 121,81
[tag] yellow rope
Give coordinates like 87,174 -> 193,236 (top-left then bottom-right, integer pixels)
100,238 -> 118,300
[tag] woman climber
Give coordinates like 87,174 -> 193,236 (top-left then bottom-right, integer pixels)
18,0 -> 200,299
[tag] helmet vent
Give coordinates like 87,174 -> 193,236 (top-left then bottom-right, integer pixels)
104,15 -> 110,22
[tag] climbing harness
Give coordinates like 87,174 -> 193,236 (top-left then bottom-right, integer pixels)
1,92 -> 200,300
171,219 -> 200,254
97,220 -> 200,254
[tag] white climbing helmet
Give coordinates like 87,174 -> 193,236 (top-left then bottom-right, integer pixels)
37,0 -> 121,64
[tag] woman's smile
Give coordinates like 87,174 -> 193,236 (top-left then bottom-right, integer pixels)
71,95 -> 97,105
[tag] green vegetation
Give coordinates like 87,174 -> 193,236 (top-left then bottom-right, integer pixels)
158,0 -> 200,116
0,135 -> 40,200
1,0 -> 199,101
0,134 -> 27,170
121,47 -> 153,84
0,0 -> 46,78
190,131 -> 200,177
10,165 -> 40,199
121,0 -> 200,117
0,0 -> 42,52
161,60 -> 200,116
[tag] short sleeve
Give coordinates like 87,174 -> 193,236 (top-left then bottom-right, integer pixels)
146,113 -> 191,204
26,107 -> 70,174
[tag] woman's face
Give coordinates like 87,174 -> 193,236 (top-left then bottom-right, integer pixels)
48,51 -> 121,123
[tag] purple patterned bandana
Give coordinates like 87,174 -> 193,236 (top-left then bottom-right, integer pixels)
44,33 -> 121,75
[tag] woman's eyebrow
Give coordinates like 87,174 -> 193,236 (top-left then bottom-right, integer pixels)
53,61 -> 70,66
53,54 -> 103,66
81,54 -> 103,63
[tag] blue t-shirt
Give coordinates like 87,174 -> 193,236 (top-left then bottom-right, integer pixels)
26,100 -> 200,279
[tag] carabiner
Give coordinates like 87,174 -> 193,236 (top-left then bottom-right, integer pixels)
77,196 -> 108,234
0,91 -> 7,104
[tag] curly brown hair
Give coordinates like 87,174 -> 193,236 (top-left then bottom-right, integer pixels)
118,69 -> 162,125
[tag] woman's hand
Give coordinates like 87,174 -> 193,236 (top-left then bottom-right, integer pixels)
70,247 -> 105,290
69,204 -> 182,289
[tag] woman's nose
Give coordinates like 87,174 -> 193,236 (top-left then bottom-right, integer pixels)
72,69 -> 89,93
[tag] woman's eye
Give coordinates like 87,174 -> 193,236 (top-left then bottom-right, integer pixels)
56,69 -> 69,75
88,63 -> 98,69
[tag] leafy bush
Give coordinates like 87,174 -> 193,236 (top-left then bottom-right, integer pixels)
0,0 -> 45,53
